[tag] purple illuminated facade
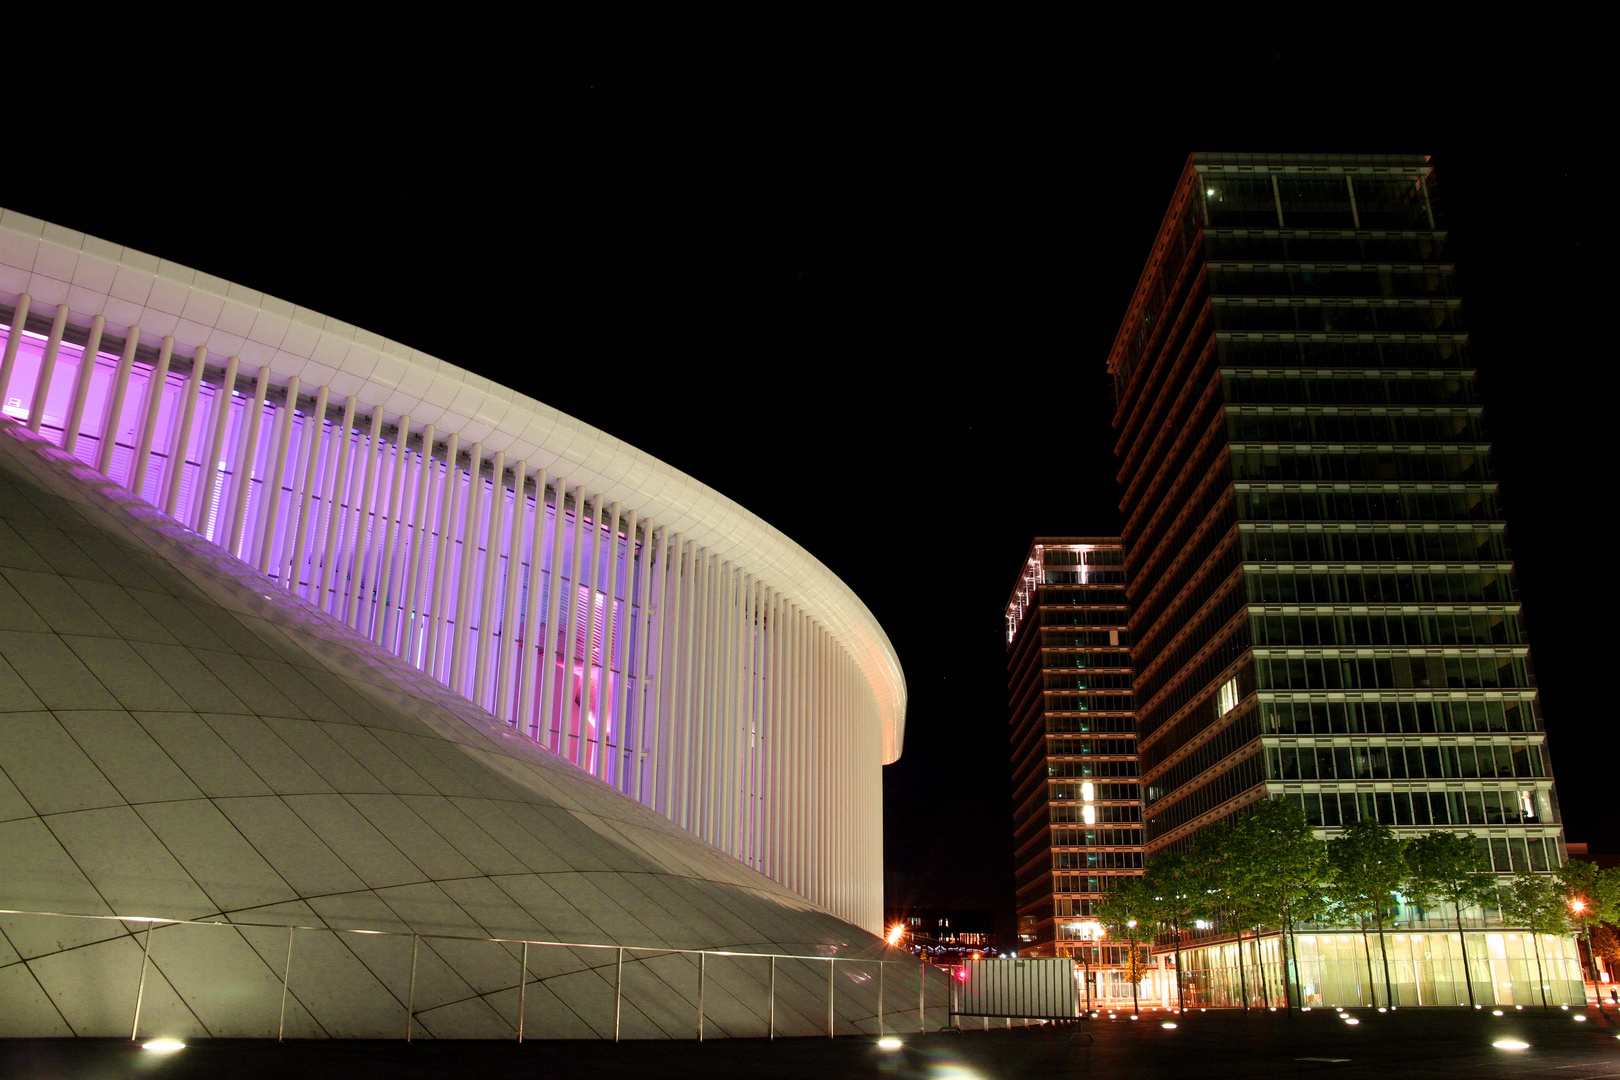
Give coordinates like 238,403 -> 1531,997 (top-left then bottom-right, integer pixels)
0,209 -> 904,933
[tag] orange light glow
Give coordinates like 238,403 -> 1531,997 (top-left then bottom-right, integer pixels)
886,924 -> 905,946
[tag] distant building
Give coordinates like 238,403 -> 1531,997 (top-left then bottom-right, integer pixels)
1105,152 -> 1579,1008
884,908 -> 996,961
1004,539 -> 1148,1000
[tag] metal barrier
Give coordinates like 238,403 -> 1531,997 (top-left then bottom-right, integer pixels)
0,908 -> 953,1041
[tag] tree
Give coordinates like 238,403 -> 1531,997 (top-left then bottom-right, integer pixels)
1143,850 -> 1199,1013
1556,859 -> 1620,1011
1590,925 -> 1620,969
1232,798 -> 1327,1013
1404,832 -> 1496,1008
1499,871 -> 1566,1009
1187,825 -> 1253,1009
1097,875 -> 1157,1017
1325,818 -> 1407,1007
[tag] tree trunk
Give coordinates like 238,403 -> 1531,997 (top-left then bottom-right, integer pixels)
1362,919 -> 1378,1008
1454,896 -> 1476,1008
1254,925 -> 1272,1009
1531,931 -> 1547,1010
1585,929 -> 1605,1014
1130,937 -> 1140,1016
1237,929 -> 1249,1010
1375,908 -> 1394,1008
1283,911 -> 1297,1016
1172,918 -> 1186,1014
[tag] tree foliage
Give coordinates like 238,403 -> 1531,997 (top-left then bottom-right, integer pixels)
1403,831 -> 1496,917
1325,818 -> 1406,929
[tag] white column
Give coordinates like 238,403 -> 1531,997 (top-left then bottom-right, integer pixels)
162,347 -> 206,517
448,442 -> 485,695
769,589 -> 784,879
592,501 -> 621,780
608,508 -> 636,788
646,531 -> 679,812
718,563 -> 738,852
0,293 -> 31,406
578,499 -> 605,771
224,366 -> 269,559
490,459 -> 527,720
314,396 -> 357,609
94,325 -> 139,479
255,376 -> 299,573
424,432 -> 460,679
128,335 -> 174,500
286,385 -> 330,593
192,354 -> 239,536
61,314 -> 105,457
514,468 -> 549,735
625,519 -> 653,796
25,303 -> 69,433
673,541 -> 698,827
557,492 -> 587,760
687,550 -> 711,835
630,524 -> 663,803
371,416 -> 412,645
399,423 -> 436,658
536,481 -> 569,751
342,408 -> 385,627
472,450 -> 506,708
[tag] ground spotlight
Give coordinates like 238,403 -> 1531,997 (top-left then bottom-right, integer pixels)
878,1037 -> 902,1050
1377,1007 -> 1387,1013
1491,1010 -> 1503,1017
1574,1015 -> 1587,1022
1130,1015 -> 1139,1021
1492,1040 -> 1529,1051
141,1039 -> 185,1053
1343,1017 -> 1360,1025
1161,1022 -> 1177,1029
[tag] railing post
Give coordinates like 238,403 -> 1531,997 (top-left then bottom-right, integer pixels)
406,935 -> 418,1041
878,961 -> 884,1036
769,956 -> 776,1039
828,957 -> 835,1038
698,952 -> 705,1042
278,926 -> 295,1041
919,960 -> 926,1033
518,942 -> 528,1042
129,923 -> 154,1041
615,947 -> 624,1043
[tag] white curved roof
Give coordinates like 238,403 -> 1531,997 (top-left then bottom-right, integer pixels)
0,207 -> 907,760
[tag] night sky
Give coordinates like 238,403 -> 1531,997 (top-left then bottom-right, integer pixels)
3,64 -> 1600,948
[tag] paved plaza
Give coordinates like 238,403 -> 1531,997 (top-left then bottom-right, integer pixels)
6,1006 -> 1620,1078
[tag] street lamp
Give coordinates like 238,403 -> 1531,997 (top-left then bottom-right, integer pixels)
1070,920 -> 1105,1015
1570,899 -> 1606,1014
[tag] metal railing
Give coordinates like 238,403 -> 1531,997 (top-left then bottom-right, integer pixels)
0,908 -> 950,1042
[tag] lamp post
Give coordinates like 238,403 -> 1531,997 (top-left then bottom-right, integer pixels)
1571,899 -> 1606,1015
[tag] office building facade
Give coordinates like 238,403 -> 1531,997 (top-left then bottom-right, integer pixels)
1105,154 -> 1577,1007
1005,539 -> 1148,999
0,208 -> 925,1038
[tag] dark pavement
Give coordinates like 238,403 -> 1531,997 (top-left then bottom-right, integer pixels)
6,1007 -> 1620,1078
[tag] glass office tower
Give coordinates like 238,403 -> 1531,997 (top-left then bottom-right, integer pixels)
1005,539 -> 1149,1000
1105,154 -> 1574,1007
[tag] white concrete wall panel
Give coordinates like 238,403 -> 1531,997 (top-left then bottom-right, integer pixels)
0,421 -> 943,1039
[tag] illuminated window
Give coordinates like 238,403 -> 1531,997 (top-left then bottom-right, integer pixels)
1217,676 -> 1240,716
